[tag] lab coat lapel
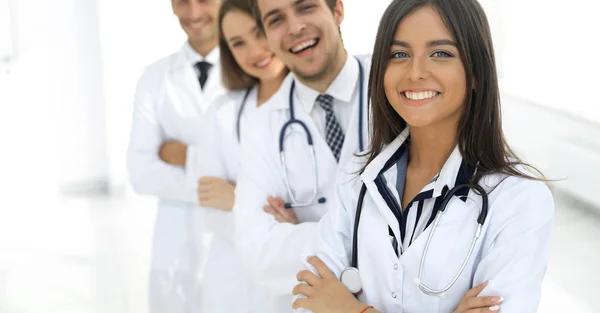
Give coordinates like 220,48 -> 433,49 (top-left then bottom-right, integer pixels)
341,56 -> 370,158
339,86 -> 367,166
360,128 -> 411,251
199,62 -> 224,113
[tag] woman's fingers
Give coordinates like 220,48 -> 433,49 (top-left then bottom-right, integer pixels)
292,283 -> 315,297
463,281 -> 488,298
297,269 -> 321,286
264,205 -> 286,223
464,306 -> 501,313
454,282 -> 504,313
307,256 -> 335,280
462,296 -> 503,312
292,297 -> 312,310
267,196 -> 285,209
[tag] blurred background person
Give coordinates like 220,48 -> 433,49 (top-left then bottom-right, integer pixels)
184,0 -> 288,311
126,0 -> 223,312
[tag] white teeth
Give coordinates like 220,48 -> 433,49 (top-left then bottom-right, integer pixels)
291,39 -> 317,53
256,57 -> 271,68
404,91 -> 438,100
190,22 -> 204,29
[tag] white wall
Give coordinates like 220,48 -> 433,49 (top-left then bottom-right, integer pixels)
0,0 -> 108,195
0,0 -> 14,63
481,0 -> 600,208
502,93 -> 600,208
488,0 -> 600,124
96,0 -> 185,193
342,0 -> 391,55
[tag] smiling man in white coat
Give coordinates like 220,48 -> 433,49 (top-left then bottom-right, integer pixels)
126,0 -> 223,312
232,0 -> 370,311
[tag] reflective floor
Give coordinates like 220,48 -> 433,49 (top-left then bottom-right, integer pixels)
0,189 -> 598,313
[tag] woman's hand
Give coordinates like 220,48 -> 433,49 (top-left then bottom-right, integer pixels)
292,256 -> 366,313
453,281 -> 504,312
263,196 -> 299,224
197,176 -> 235,211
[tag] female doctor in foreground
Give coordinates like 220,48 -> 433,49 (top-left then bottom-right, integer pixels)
292,0 -> 554,312
185,0 -> 288,311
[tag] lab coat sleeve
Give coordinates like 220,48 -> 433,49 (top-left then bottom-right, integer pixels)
474,179 -> 554,313
301,175 -> 354,276
294,169 -> 356,313
233,113 -> 318,296
185,104 -> 229,187
186,103 -> 236,240
126,67 -> 198,204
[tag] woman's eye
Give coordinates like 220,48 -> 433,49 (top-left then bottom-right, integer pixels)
391,51 -> 410,59
232,41 -> 244,48
432,51 -> 453,58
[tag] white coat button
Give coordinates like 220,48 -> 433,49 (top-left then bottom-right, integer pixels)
394,264 -> 398,270
391,292 -> 397,299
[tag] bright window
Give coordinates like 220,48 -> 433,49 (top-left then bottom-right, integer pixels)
483,0 -> 600,124
0,0 -> 13,64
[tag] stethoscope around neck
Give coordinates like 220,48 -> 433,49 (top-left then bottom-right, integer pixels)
231,85 -> 324,208
275,57 -> 365,209
235,57 -> 366,147
236,87 -> 253,143
340,181 -> 489,298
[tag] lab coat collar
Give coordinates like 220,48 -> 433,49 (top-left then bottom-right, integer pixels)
292,54 -> 359,113
433,145 -> 470,198
182,41 -> 220,67
167,42 -> 224,114
173,42 -> 220,71
360,127 -> 474,251
263,73 -> 295,111
361,127 -> 469,201
361,127 -> 411,184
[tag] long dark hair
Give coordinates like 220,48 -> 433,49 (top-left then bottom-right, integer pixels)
367,0 -> 543,183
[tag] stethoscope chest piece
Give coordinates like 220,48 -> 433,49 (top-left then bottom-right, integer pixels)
340,267 -> 362,294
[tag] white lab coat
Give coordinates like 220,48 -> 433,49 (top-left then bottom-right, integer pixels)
186,86 -> 269,312
127,43 -> 225,313
233,55 -> 371,312
299,129 -> 555,313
